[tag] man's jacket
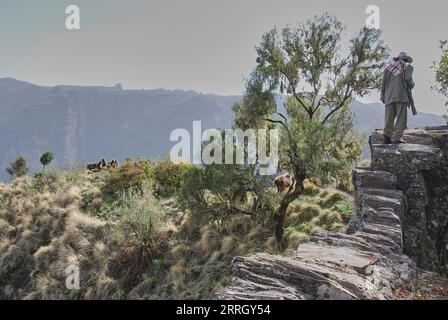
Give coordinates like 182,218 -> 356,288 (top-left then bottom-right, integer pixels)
381,60 -> 416,114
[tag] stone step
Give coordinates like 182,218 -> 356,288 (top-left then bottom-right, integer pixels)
360,194 -> 404,215
347,220 -> 402,249
355,188 -> 404,203
310,231 -> 379,254
361,223 -> 402,248
354,188 -> 404,217
361,207 -> 402,229
354,231 -> 402,255
352,168 -> 397,190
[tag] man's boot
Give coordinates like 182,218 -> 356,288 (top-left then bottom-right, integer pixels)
393,139 -> 406,144
383,135 -> 392,144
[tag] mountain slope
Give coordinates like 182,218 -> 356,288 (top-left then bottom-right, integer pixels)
0,78 -> 444,181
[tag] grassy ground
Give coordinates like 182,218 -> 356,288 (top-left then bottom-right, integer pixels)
0,167 -> 355,299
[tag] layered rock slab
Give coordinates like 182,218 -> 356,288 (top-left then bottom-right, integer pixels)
217,230 -> 414,300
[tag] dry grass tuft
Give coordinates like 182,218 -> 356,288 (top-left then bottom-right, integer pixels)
265,236 -> 278,252
227,215 -> 254,235
302,179 -> 320,196
178,214 -> 194,235
286,231 -> 309,250
208,250 -> 222,263
221,234 -> 239,255
199,226 -> 220,255
56,186 -> 82,207
171,242 -> 191,260
66,209 -> 105,232
0,219 -> 14,237
286,202 -> 321,227
321,192 -> 344,208
170,264 -> 187,282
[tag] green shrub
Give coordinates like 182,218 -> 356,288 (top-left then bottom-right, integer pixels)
101,159 -> 193,199
180,163 -> 276,226
101,159 -> 153,198
33,171 -> 60,190
150,160 -> 193,197
115,182 -> 165,248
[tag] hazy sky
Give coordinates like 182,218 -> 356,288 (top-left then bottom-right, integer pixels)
1,0 -> 447,115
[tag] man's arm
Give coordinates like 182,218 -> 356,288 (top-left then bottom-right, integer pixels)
405,65 -> 415,89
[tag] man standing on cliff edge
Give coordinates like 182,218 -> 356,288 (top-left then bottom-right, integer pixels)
381,52 -> 416,144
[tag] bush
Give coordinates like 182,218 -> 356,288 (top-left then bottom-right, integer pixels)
101,159 -> 193,199
150,160 -> 193,197
180,163 -> 276,226
6,156 -> 30,178
33,171 -> 60,190
115,182 -> 165,249
101,159 -> 153,198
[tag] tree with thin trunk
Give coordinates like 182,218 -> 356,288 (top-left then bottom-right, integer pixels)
40,152 -> 54,172
233,13 -> 389,248
6,156 -> 30,179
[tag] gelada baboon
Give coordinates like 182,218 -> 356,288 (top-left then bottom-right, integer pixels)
274,173 -> 295,193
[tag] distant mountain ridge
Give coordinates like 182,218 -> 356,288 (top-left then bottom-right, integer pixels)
0,78 -> 445,181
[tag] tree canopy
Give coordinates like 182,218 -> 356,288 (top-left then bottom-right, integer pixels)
40,152 -> 54,171
233,13 -> 389,246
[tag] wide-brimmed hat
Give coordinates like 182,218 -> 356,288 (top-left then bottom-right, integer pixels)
393,52 -> 413,63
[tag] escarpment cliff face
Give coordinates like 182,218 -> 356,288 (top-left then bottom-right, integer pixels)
217,126 -> 448,300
